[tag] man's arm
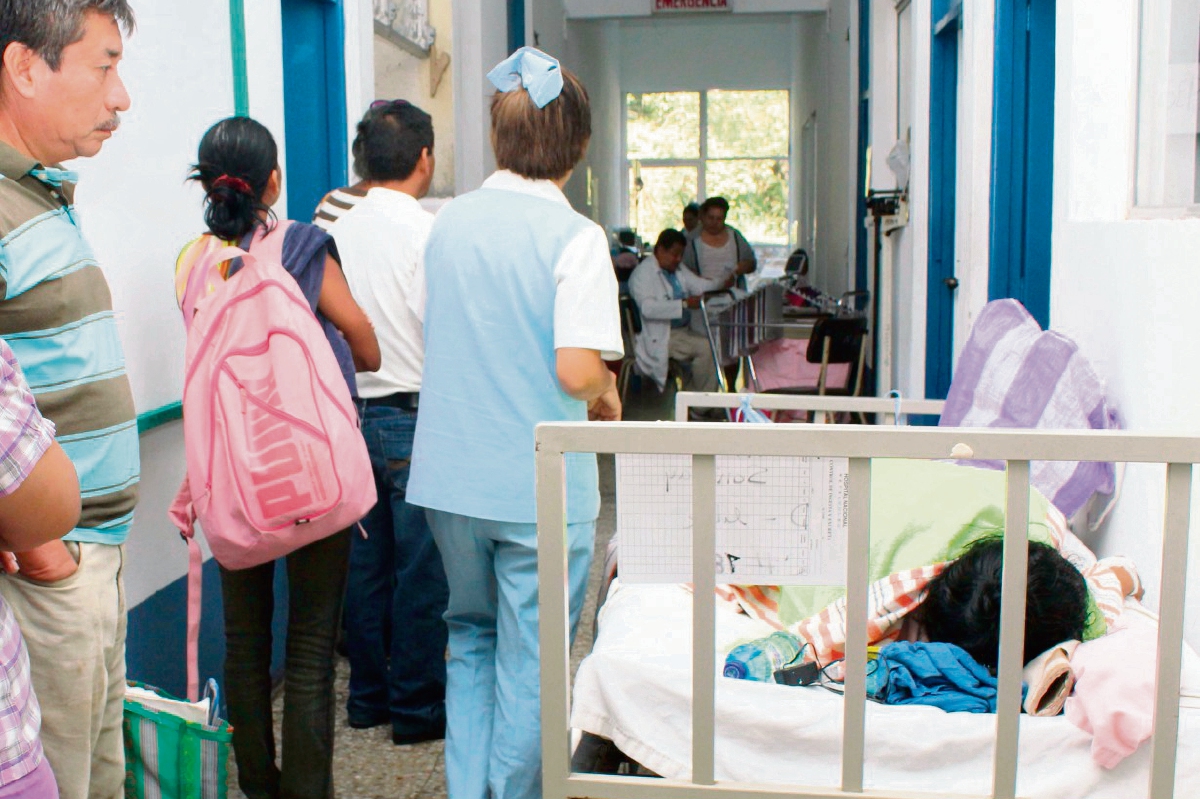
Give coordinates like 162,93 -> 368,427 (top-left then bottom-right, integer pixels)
0,442 -> 80,551
0,346 -> 82,579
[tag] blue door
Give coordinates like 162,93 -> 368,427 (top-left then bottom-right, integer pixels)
989,0 -> 1054,328
925,0 -> 962,400
281,0 -> 348,221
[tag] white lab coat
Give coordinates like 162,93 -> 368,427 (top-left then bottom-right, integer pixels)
628,256 -> 721,390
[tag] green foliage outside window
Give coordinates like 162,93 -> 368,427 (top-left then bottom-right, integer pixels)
707,90 -> 790,159
630,165 -> 698,247
626,89 -> 790,246
626,93 -> 700,160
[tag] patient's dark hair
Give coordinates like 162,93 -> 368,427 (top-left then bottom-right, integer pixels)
916,537 -> 1088,669
655,228 -> 687,252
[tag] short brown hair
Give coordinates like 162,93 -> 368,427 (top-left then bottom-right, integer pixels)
490,68 -> 591,181
1,1 -> 136,71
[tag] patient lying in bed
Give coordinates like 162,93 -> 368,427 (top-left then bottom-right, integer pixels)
575,458 -> 1187,794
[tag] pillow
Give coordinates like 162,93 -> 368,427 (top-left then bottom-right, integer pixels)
938,299 -> 1119,520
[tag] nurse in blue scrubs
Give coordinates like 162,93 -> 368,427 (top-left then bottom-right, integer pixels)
407,48 -> 623,799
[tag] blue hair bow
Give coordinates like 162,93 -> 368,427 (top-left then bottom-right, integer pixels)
486,46 -> 564,109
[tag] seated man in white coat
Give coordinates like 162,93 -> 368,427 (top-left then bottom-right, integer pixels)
629,228 -> 730,394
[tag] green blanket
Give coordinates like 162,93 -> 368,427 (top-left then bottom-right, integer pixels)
777,459 -> 1104,638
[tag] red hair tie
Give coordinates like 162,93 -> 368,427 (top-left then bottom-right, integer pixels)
212,175 -> 253,195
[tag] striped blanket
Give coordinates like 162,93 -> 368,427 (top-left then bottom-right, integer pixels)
714,505 -> 1140,666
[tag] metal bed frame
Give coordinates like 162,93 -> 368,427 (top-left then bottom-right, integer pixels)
674,390 -> 946,425
535,422 -> 1195,799
698,281 -> 868,394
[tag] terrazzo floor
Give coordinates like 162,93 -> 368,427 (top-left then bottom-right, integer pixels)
228,377 -> 676,798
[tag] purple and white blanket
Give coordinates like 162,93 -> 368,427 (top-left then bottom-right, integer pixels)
939,299 -> 1119,519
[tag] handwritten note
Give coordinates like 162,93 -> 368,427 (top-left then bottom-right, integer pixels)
616,454 -> 848,585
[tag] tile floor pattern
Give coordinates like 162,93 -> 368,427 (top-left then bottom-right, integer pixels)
227,378 -> 677,798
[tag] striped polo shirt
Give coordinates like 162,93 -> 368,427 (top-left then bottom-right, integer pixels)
312,184 -> 368,231
0,141 -> 139,545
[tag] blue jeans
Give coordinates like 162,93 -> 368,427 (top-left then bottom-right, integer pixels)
427,509 -> 594,799
344,403 -> 449,736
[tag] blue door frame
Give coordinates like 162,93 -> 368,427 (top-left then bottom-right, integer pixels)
989,0 -> 1055,328
925,0 -> 962,401
507,0 -> 526,53
855,0 -> 870,298
281,0 -> 349,221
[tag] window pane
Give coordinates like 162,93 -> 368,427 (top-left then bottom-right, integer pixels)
706,159 -> 790,245
1136,0 -> 1200,206
630,165 -> 699,241
627,93 -> 701,160
707,90 -> 790,159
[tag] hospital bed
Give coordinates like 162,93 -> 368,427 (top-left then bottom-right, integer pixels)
698,279 -> 870,397
534,418 -> 1200,799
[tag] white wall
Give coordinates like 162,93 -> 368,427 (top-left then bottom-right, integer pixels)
347,0 -> 376,155
812,1 -> 855,296
66,0 -> 374,608
1050,0 -> 1200,647
899,0 -> 931,399
565,11 -> 841,247
952,0 -> 994,356
616,15 -> 797,93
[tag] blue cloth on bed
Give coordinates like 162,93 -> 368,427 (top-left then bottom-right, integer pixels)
879,642 -> 1017,713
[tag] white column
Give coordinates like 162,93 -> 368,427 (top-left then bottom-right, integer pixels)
956,0 -> 995,350
599,19 -> 622,230
344,0 -> 375,177
453,0 -> 508,193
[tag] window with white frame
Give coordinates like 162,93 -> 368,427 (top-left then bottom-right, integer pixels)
1136,0 -> 1200,207
626,90 -> 790,244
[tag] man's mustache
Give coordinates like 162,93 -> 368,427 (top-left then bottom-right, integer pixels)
96,116 -> 120,133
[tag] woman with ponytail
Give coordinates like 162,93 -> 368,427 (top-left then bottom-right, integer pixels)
174,115 -> 379,799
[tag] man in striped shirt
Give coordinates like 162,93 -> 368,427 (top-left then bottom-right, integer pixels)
313,182 -> 370,231
0,3 -> 139,798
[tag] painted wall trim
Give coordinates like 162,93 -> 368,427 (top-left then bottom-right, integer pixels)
229,0 -> 250,116
137,401 -> 183,435
374,19 -> 432,57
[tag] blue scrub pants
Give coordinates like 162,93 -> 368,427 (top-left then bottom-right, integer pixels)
426,509 -> 594,799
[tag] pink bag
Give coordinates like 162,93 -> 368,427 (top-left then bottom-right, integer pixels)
170,222 -> 375,698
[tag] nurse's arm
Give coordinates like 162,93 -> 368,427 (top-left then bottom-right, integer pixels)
557,347 -> 615,399
556,348 -> 622,421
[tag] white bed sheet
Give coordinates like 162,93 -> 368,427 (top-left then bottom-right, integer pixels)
571,582 -> 1200,798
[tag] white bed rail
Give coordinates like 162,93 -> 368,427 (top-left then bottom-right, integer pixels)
674,390 -> 946,425
535,423 -> 1196,799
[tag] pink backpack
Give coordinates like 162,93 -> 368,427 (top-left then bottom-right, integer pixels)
170,221 -> 375,698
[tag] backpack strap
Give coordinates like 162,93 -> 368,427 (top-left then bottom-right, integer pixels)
247,219 -> 295,267
185,526 -> 204,703
180,239 -> 256,330
169,475 -> 205,701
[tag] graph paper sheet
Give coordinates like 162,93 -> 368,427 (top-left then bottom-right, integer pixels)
615,454 -> 849,585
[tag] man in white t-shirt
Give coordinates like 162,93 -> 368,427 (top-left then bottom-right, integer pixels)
328,100 -> 449,745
